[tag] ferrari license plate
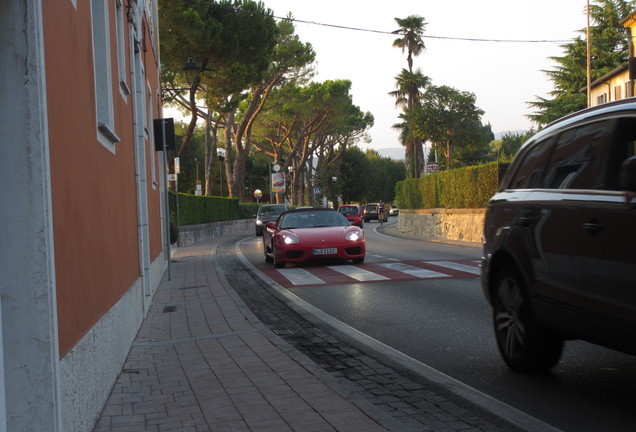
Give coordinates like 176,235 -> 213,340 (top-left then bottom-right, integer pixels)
313,248 -> 337,255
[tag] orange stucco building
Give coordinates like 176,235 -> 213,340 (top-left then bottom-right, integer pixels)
1,1 -> 167,430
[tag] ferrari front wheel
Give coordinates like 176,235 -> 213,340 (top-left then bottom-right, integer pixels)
264,239 -> 273,263
272,244 -> 284,268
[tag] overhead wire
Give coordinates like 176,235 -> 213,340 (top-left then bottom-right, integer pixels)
274,15 -> 574,44
181,0 -> 574,44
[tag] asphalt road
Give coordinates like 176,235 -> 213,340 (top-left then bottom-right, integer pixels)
239,218 -> 636,432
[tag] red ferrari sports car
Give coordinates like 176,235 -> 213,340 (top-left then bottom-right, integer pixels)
337,204 -> 364,228
263,208 -> 366,268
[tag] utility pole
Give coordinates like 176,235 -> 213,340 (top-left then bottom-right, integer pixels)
587,0 -> 592,107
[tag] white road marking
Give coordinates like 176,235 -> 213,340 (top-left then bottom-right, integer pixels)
377,263 -> 450,279
327,265 -> 390,281
277,268 -> 325,285
368,254 -> 399,262
426,261 -> 481,275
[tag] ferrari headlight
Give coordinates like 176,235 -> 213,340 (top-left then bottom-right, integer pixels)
283,234 -> 300,244
346,231 -> 363,241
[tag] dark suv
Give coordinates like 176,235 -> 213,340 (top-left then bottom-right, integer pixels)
363,203 -> 387,223
481,99 -> 636,373
255,204 -> 288,236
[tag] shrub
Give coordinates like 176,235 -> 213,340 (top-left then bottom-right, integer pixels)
169,191 -> 240,226
395,162 -> 500,209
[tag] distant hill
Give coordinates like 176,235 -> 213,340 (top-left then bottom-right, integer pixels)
375,133 -> 526,160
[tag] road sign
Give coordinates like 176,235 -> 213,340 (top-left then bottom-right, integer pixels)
271,173 -> 285,193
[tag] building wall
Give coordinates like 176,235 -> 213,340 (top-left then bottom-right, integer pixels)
43,0 -> 146,358
590,70 -> 631,106
0,2 -> 61,430
0,0 -> 166,430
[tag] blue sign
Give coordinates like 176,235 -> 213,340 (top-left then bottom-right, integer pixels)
314,187 -> 321,194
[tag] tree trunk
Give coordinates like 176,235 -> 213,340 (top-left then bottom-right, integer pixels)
177,80 -> 200,157
414,138 -> 425,177
224,111 -> 236,198
404,139 -> 415,178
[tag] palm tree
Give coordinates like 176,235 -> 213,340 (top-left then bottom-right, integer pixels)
392,15 -> 428,177
389,69 -> 430,177
392,15 -> 427,72
389,69 -> 430,111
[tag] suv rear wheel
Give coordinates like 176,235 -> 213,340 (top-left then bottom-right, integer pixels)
492,265 -> 564,372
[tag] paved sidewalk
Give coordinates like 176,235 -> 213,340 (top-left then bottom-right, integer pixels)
93,236 -> 387,432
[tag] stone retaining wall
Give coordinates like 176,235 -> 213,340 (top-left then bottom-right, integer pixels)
176,211 -> 485,247
397,208 -> 485,243
178,219 -> 253,246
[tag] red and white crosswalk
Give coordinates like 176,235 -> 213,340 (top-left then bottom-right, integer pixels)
260,259 -> 481,288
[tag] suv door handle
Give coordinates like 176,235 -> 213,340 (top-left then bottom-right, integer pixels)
583,220 -> 603,235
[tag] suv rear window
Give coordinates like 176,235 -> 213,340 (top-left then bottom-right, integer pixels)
509,137 -> 556,189
542,120 -> 614,189
507,118 -> 636,191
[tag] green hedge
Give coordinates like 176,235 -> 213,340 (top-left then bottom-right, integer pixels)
169,191 -> 240,226
395,162 -> 505,209
239,202 -> 260,219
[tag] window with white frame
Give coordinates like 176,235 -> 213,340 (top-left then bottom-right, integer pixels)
91,0 -> 120,150
115,0 -> 130,96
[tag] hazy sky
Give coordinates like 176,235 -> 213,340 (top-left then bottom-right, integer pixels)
262,0 -> 589,150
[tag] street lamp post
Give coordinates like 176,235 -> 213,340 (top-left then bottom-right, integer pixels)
160,58 -> 200,102
288,165 -> 294,206
194,157 -> 202,196
218,148 -> 225,197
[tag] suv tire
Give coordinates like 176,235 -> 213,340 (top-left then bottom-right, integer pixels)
492,265 -> 564,373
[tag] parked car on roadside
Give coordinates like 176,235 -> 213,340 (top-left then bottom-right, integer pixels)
263,208 -> 366,267
481,98 -> 636,373
255,204 -> 288,236
389,205 -> 399,216
337,204 -> 364,227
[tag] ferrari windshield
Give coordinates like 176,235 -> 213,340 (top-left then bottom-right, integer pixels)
279,210 -> 349,229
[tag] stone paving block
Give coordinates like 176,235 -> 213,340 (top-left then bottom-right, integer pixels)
207,419 -> 250,431
92,237 -> 514,432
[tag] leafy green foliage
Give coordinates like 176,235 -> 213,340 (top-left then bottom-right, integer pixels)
391,15 -> 429,178
159,0 -> 279,102
169,191 -> 239,226
528,0 -> 636,125
411,85 -> 489,169
339,148 -> 406,203
392,15 -> 427,72
395,163 -> 500,209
